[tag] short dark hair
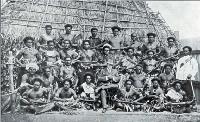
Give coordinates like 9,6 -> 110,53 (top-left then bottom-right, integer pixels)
84,72 -> 94,81
146,50 -> 155,55
183,46 -> 192,52
45,25 -> 52,29
163,63 -> 173,69
125,79 -> 133,85
91,28 -> 98,32
111,26 -> 121,31
126,47 -> 134,52
47,40 -> 54,45
32,78 -> 43,85
147,33 -> 156,37
64,24 -> 72,29
23,36 -> 34,44
82,40 -> 91,45
151,77 -> 160,83
167,37 -> 175,42
63,79 -> 72,86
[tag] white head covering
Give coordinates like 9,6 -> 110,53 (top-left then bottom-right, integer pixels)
25,63 -> 39,71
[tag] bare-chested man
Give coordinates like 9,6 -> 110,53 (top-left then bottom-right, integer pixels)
142,33 -> 160,54
59,24 -> 81,47
106,26 -> 126,49
21,78 -> 48,113
38,25 -> 56,47
142,50 -> 158,74
16,36 -> 41,87
130,64 -> 146,89
59,39 -> 79,60
20,63 -> 41,93
78,40 -> 96,62
159,63 -> 175,92
60,57 -> 78,89
54,79 -> 78,110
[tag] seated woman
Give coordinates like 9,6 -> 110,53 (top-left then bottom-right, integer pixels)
54,79 -> 78,110
20,78 -> 49,113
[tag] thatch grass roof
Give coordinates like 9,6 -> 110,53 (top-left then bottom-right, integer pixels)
1,0 -> 175,43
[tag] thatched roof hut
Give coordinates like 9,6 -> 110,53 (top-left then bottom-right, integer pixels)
1,0 -> 176,44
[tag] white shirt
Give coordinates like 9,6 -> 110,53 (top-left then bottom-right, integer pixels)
176,55 -> 198,80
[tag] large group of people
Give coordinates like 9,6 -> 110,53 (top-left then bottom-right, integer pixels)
6,24 -> 199,114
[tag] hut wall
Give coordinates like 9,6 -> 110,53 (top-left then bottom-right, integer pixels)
1,0 -> 175,45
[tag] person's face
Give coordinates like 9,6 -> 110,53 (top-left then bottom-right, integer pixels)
152,80 -> 159,88
83,41 -> 90,49
91,30 -> 98,37
103,47 -> 110,55
48,42 -> 54,50
165,66 -> 171,74
62,40 -> 70,49
175,83 -> 181,91
148,35 -> 155,43
183,48 -> 190,55
25,39 -> 33,48
45,68 -> 51,76
65,58 -> 71,66
148,52 -> 154,59
135,66 -> 142,74
127,49 -> 134,56
65,27 -> 72,34
86,75 -> 92,84
33,81 -> 40,91
131,34 -> 137,41
168,39 -> 174,46
64,81 -> 70,90
45,27 -> 52,35
126,81 -> 132,89
113,29 -> 119,36
28,67 -> 37,75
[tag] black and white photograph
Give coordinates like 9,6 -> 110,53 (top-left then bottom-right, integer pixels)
1,0 -> 200,122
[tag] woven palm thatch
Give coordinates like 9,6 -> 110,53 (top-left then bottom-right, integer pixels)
1,0 -> 176,44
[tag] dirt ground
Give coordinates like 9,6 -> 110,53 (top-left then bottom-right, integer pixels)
2,110 -> 200,122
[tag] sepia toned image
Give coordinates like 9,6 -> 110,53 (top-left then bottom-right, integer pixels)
1,0 -> 200,122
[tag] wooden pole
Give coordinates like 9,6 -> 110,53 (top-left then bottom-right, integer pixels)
7,51 -> 15,113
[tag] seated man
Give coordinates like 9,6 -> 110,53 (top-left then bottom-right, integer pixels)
114,80 -> 141,112
42,40 -> 61,76
54,79 -> 78,110
59,39 -> 79,60
60,56 -> 78,89
130,64 -> 146,90
165,81 -> 186,103
165,81 -> 193,113
20,63 -> 41,94
79,73 -> 95,100
96,64 -> 120,113
20,78 -> 49,113
114,47 -> 138,70
141,78 -> 165,112
40,66 -> 58,96
159,63 -> 175,93
142,50 -> 158,74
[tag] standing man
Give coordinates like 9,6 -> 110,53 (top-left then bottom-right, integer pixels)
128,33 -> 143,55
38,25 -> 56,46
88,28 -> 102,48
59,24 -> 82,48
142,33 -> 160,54
106,26 -> 126,49
163,37 -> 179,58
176,46 -> 198,81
